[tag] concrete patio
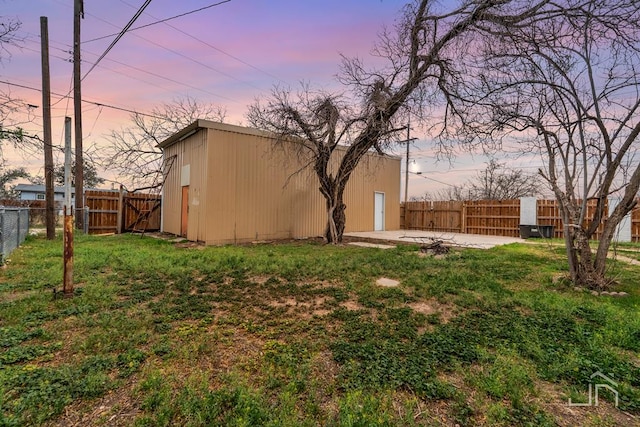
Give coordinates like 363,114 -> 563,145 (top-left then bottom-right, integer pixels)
344,229 -> 525,249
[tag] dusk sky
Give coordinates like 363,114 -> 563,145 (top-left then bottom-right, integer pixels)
1,0 -> 541,197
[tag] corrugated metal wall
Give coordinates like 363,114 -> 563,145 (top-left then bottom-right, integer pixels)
163,122 -> 400,244
162,130 -> 207,240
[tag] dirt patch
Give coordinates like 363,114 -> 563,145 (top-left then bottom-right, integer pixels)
264,295 -> 333,319
536,380 -> 638,427
409,299 -> 458,324
268,296 -> 301,308
0,289 -> 41,303
249,275 -> 272,285
45,378 -> 141,427
340,299 -> 364,311
174,241 -> 206,249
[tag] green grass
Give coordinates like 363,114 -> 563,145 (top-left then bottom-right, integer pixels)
0,233 -> 638,426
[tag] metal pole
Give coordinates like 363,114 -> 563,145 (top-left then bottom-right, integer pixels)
404,122 -> 410,204
41,17 -> 55,240
402,119 -> 418,204
0,207 -> 4,260
63,117 -> 74,297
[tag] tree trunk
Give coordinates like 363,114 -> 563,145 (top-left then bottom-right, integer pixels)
559,200 -> 608,290
594,196 -> 638,281
323,186 -> 346,244
571,228 -> 607,290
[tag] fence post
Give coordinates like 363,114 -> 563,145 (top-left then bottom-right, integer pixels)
16,208 -> 20,248
117,187 -> 124,234
0,207 -> 4,260
84,206 -> 89,234
461,204 -> 467,234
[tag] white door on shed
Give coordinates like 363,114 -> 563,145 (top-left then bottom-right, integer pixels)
374,192 -> 385,231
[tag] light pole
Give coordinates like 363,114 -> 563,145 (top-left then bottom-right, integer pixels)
402,122 -> 418,204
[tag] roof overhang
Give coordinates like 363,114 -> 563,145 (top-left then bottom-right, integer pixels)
157,120 -> 402,162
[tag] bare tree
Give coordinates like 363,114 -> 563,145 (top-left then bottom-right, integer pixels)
0,165 -> 29,199
448,0 -> 640,288
0,16 -> 21,62
469,160 -> 540,200
0,17 -> 42,160
417,185 -> 469,202
248,0 -> 547,244
100,97 -> 226,191
421,160 -> 540,201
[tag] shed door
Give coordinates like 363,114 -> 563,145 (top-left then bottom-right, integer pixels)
374,192 -> 385,231
181,186 -> 189,237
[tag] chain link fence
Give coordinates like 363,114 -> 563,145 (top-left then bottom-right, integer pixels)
0,207 -> 30,262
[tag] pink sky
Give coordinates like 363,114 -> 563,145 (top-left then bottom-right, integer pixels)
1,0 -> 541,197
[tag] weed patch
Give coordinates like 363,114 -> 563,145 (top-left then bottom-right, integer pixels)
0,235 -> 638,425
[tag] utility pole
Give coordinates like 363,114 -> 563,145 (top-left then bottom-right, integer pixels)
63,117 -> 74,297
40,16 -> 55,240
73,0 -> 84,231
403,121 -> 418,204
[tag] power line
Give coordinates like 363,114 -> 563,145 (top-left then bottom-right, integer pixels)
0,79 -> 163,119
82,0 -> 153,81
19,36 -> 237,104
84,0 -> 231,43
81,4 -> 268,91
117,0 -> 285,84
409,171 -> 457,187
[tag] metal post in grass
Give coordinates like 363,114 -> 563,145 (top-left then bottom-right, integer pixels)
0,207 -> 4,262
63,116 -> 74,297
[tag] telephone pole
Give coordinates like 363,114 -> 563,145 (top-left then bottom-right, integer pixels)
40,16 -> 55,240
73,0 -> 84,231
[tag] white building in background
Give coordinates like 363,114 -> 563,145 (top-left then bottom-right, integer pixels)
14,184 -> 76,203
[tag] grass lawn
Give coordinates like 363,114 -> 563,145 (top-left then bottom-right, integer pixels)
0,233 -> 638,426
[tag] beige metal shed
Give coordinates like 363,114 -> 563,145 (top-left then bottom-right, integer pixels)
159,120 -> 400,245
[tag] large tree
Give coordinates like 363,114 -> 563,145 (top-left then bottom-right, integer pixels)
422,160 -> 540,201
100,97 -> 226,191
447,0 -> 640,289
0,166 -> 29,199
248,0 -> 550,244
54,161 -> 104,188
0,16 -> 21,63
0,17 -> 32,159
0,17 -> 43,163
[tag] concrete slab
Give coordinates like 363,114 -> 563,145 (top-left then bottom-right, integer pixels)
348,242 -> 396,250
376,277 -> 400,287
344,230 -> 524,249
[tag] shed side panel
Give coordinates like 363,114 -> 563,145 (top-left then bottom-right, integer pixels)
205,128 -> 238,243
161,143 -> 182,235
161,131 -> 207,239
182,131 -> 208,241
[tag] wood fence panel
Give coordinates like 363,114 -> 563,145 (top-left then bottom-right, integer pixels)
431,201 -> 463,232
536,199 -> 564,239
402,201 -> 462,232
86,190 -> 120,234
464,199 -> 520,237
402,198 -> 639,241
86,190 -> 161,234
536,199 -> 607,240
123,193 -> 161,232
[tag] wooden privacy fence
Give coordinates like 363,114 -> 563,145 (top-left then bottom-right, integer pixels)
85,189 -> 161,235
401,198 -> 640,242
